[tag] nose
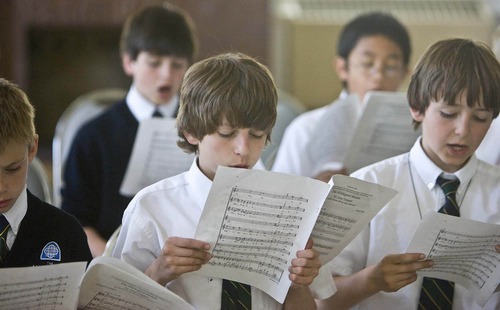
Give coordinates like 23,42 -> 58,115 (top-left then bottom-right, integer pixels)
233,134 -> 250,157
159,62 -> 173,79
455,114 -> 471,137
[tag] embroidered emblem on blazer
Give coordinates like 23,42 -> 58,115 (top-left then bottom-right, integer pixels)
40,241 -> 61,261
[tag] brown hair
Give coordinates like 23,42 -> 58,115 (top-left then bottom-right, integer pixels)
120,2 -> 196,63
176,53 -> 278,153
0,78 -> 36,153
408,38 -> 500,129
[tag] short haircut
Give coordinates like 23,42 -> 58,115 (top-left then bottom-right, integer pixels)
0,78 -> 36,153
177,53 -> 278,154
337,12 -> 411,66
119,2 -> 196,63
408,38 -> 500,128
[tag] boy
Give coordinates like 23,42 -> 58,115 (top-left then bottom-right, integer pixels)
272,12 -> 411,181
61,3 -> 196,257
0,78 -> 92,267
317,38 -> 500,309
113,53 -> 334,309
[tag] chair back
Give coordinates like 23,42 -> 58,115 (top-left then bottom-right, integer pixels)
52,88 -> 127,207
27,156 -> 53,204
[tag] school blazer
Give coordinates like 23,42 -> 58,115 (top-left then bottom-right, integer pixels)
1,190 -> 92,268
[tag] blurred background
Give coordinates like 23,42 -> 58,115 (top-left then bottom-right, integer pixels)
1,0 -> 500,176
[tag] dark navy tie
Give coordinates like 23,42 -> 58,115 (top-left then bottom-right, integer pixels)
0,215 -> 10,265
418,175 -> 460,309
221,279 -> 251,309
152,109 -> 163,118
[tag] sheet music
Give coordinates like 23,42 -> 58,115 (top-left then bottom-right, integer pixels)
312,175 -> 398,264
0,257 -> 193,310
0,262 -> 86,309
120,118 -> 195,196
195,166 -> 331,303
407,213 -> 500,306
194,167 -> 398,303
343,91 -> 421,173
78,256 -> 193,310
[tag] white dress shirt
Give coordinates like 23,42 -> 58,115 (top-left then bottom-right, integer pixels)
328,137 -> 500,310
2,186 -> 28,248
126,84 -> 178,121
113,159 -> 335,309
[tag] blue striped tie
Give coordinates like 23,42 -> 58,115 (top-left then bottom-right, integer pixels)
0,215 -> 10,266
418,175 -> 460,309
221,279 -> 251,309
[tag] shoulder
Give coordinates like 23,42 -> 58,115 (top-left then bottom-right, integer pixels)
475,159 -> 500,180
77,100 -> 133,133
72,100 -> 136,144
127,172 -> 190,211
283,105 -> 331,137
351,153 -> 408,185
26,192 -> 85,230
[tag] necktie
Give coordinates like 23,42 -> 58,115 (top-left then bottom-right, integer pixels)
221,279 -> 251,310
152,109 -> 163,118
0,215 -> 10,265
418,175 -> 460,310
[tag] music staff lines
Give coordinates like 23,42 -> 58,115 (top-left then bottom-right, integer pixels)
213,244 -> 290,258
232,187 -> 308,203
227,205 -> 303,220
224,215 -> 300,229
221,223 -> 297,238
218,235 -> 293,247
82,292 -> 150,310
209,258 -> 284,283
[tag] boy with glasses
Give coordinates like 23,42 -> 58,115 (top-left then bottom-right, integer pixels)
272,12 -> 411,181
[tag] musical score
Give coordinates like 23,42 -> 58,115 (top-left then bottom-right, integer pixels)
208,186 -> 307,283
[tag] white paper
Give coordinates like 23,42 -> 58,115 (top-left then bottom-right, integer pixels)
195,166 -> 331,303
343,91 -> 421,173
407,213 -> 500,306
120,118 -> 195,196
194,167 -> 397,303
312,175 -> 398,263
0,262 -> 86,309
78,256 -> 193,310
0,257 -> 194,310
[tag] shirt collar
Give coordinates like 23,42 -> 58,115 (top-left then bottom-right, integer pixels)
126,84 -> 178,122
3,187 -> 28,236
409,136 -> 477,193
186,157 -> 213,211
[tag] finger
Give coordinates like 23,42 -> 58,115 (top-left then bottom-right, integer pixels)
168,236 -> 210,250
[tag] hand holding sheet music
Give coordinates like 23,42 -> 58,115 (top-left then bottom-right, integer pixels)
407,213 -> 500,306
194,166 -> 397,303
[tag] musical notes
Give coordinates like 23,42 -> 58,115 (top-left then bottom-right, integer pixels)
120,118 -> 195,196
407,213 -> 500,306
195,166 -> 396,303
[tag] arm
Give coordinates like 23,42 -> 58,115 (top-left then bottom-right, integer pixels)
145,236 -> 212,286
313,168 -> 348,183
84,226 -> 107,257
283,239 -> 321,310
316,253 -> 433,309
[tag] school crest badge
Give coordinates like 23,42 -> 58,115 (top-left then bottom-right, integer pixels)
40,241 -> 61,261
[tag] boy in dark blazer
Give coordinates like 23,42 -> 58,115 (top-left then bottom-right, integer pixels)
0,78 -> 92,267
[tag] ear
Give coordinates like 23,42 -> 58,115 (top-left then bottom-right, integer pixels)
183,131 -> 200,146
28,135 -> 39,163
410,107 -> 424,123
121,53 -> 134,77
335,57 -> 349,82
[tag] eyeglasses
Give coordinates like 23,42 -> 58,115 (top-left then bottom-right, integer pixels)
349,61 -> 404,79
